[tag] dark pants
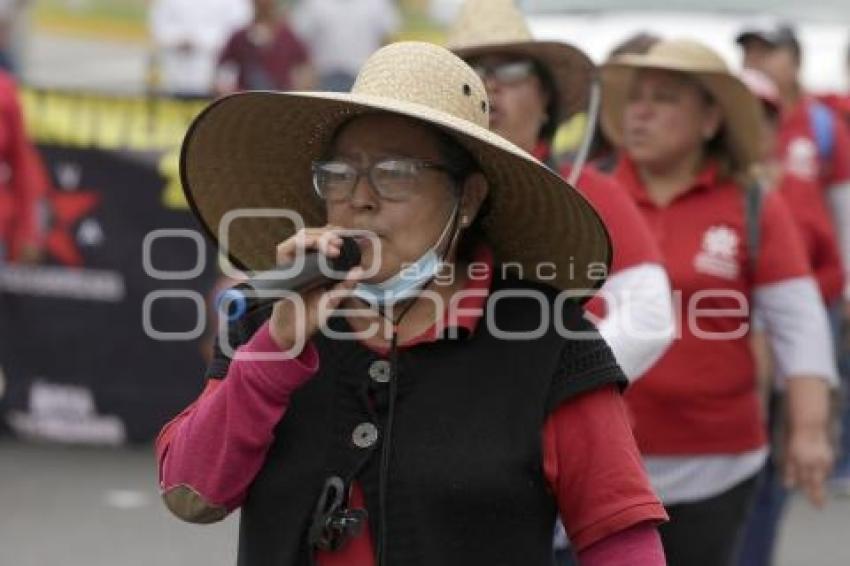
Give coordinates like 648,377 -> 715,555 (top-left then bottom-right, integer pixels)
736,458 -> 788,566
660,475 -> 759,566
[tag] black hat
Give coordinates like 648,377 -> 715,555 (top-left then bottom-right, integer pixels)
736,24 -> 801,57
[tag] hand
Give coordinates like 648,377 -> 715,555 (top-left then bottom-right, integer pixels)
783,425 -> 834,507
268,227 -> 363,353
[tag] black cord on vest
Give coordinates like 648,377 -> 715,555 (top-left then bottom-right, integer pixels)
375,204 -> 462,565
376,329 -> 400,566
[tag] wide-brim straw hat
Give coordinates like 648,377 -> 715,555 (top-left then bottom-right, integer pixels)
181,42 -> 611,294
445,0 -> 594,121
600,39 -> 762,170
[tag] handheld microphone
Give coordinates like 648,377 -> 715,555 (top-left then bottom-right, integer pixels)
219,236 -> 362,321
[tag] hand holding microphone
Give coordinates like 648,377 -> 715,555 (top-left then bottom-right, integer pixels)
219,228 -> 364,352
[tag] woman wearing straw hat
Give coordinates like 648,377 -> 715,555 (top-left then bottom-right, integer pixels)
600,38 -> 836,565
446,0 -> 675,385
155,42 -> 668,565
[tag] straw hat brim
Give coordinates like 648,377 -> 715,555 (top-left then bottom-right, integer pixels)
181,90 -> 612,294
600,55 -> 762,169
451,40 -> 595,120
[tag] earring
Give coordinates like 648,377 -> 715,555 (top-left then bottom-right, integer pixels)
460,214 -> 470,227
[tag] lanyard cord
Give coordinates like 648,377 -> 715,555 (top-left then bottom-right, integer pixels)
376,328 -> 400,566
308,202 -> 463,565
375,205 -> 462,566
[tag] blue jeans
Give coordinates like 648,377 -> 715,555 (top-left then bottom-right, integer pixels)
736,455 -> 788,566
831,303 -> 850,478
738,301 -> 849,566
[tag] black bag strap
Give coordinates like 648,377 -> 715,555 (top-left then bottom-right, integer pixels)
744,181 -> 764,280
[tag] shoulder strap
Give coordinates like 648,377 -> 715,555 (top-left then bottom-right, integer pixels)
808,102 -> 836,162
744,181 -> 764,278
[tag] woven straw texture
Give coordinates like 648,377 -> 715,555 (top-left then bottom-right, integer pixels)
181,42 -> 611,293
601,39 -> 763,170
445,0 -> 594,120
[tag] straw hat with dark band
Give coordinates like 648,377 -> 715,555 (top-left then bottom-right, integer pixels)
181,42 -> 611,294
600,39 -> 763,171
445,0 -> 594,121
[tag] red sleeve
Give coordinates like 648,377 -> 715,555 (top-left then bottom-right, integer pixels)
1,74 -> 44,259
157,322 -> 319,511
754,190 -> 812,286
826,112 -> 850,186
568,166 -> 662,273
575,522 -> 666,566
542,385 -> 667,552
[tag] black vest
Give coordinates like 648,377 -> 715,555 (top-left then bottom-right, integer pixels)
210,275 -> 626,566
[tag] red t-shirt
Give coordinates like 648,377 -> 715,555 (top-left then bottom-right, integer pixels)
219,21 -> 309,91
779,95 -> 850,190
156,247 -> 667,562
775,173 -> 844,302
613,157 -> 811,455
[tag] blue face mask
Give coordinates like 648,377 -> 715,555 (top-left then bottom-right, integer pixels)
353,205 -> 459,307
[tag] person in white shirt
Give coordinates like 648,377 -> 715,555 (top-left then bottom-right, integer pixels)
292,0 -> 400,92
150,0 -> 253,98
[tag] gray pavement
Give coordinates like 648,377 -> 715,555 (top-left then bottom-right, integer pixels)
1,438 -> 848,566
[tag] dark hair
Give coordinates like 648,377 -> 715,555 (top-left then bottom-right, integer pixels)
690,79 -> 744,179
433,128 -> 490,262
531,59 -> 561,142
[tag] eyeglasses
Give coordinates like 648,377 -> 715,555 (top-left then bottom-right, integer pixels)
471,60 -> 535,86
312,157 -> 455,203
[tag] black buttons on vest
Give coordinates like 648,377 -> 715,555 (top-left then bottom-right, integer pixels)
368,359 -> 391,384
352,422 -> 379,449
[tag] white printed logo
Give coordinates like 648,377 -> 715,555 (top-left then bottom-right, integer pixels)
785,136 -> 818,181
694,225 -> 740,280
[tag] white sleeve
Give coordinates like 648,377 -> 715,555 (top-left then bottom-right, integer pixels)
594,263 -> 675,382
753,276 -> 839,388
826,181 -> 850,299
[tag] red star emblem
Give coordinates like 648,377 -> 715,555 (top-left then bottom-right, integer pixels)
43,188 -> 100,267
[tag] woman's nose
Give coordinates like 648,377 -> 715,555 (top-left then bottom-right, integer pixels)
629,97 -> 653,119
349,173 -> 378,211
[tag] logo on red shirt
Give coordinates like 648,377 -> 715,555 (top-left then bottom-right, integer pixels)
694,225 -> 740,280
784,136 -> 819,182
